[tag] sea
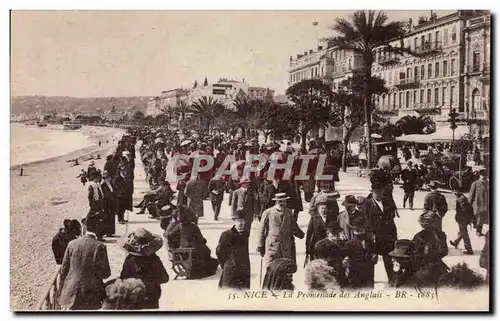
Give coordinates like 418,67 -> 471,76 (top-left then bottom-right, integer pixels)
10,123 -> 94,167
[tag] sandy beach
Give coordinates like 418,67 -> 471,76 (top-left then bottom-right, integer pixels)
10,125 -> 124,310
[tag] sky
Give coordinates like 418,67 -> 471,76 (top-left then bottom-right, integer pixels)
11,10 -> 455,97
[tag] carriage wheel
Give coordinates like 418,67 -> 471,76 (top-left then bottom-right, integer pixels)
172,262 -> 188,279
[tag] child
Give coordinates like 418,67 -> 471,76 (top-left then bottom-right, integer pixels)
343,216 -> 376,288
314,221 -> 349,286
120,228 -> 169,310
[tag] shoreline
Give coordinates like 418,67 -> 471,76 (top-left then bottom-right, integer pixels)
10,126 -> 124,310
10,124 -> 124,169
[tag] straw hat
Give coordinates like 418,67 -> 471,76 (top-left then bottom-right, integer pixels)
272,192 -> 290,201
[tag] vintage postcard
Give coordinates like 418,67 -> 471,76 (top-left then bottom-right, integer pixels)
10,10 -> 490,311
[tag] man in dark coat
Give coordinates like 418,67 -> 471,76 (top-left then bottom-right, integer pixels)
423,181 -> 448,230
216,209 -> 251,289
100,170 -> 117,237
231,178 -> 256,235
469,169 -> 489,236
401,163 -> 417,210
112,169 -> 129,224
363,184 -> 398,285
103,154 -> 116,178
208,176 -> 226,221
59,212 -> 111,310
450,187 -> 474,254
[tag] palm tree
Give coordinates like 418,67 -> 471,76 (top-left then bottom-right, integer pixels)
326,10 -> 411,168
190,96 -> 225,134
233,95 -> 253,138
395,115 -> 436,135
173,100 -> 192,131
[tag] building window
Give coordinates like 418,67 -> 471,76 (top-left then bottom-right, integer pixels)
420,89 -> 424,104
450,86 -> 455,106
421,35 -> 425,49
443,60 -> 448,76
414,37 -> 418,50
473,51 -> 480,71
442,87 -> 447,105
427,89 -> 432,103
406,67 -> 411,79
421,65 -> 425,79
444,28 -> 448,46
472,88 -> 481,112
393,93 -> 396,108
413,90 -> 417,106
435,31 -> 440,44
428,64 -> 432,78
414,66 -> 419,80
451,26 -> 457,43
399,92 -> 403,108
405,91 -> 410,108
434,88 -> 439,105
451,59 -> 456,75
435,62 -> 440,78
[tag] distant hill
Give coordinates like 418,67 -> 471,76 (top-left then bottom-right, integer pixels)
10,96 -> 150,115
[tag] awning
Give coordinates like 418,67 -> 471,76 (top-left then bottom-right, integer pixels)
395,134 -> 435,143
431,126 -> 470,142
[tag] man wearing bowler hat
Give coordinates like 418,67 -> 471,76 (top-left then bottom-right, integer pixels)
338,195 -> 371,241
216,209 -> 251,289
59,211 -> 111,310
231,177 -> 257,235
257,193 -> 304,267
423,181 -> 448,231
363,183 -> 398,285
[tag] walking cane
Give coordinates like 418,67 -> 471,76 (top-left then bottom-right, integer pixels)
259,256 -> 263,287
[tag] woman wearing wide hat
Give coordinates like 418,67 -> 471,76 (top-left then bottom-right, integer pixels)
388,239 -> 415,287
411,210 -> 449,288
120,228 -> 169,310
165,206 -> 219,279
262,258 -> 297,291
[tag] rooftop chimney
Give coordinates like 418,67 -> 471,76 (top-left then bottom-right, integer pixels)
289,56 -> 292,61
309,49 -> 313,54
304,51 -> 308,56
318,46 -> 323,50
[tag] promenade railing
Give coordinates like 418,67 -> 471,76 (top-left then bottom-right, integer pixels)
35,266 -> 61,310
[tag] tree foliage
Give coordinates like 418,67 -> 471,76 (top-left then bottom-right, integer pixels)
325,10 -> 412,169
190,96 -> 225,134
286,79 -> 339,149
395,115 -> 436,135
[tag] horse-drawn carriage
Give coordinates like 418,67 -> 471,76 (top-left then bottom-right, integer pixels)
357,140 -> 401,177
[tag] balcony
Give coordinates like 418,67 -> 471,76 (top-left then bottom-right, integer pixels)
415,41 -> 442,56
466,15 -> 491,29
377,55 -> 399,66
479,63 -> 490,83
395,78 -> 420,89
414,103 -> 442,115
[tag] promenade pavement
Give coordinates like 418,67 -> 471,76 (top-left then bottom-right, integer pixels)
103,161 -> 488,310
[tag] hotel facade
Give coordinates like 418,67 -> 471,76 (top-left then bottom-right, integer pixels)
147,78 -> 275,117
288,10 -> 490,136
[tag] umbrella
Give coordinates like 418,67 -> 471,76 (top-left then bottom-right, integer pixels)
154,137 -> 164,144
174,158 -> 192,175
180,139 -> 192,147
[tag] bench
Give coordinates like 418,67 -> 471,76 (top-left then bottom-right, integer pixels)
168,248 -> 195,280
